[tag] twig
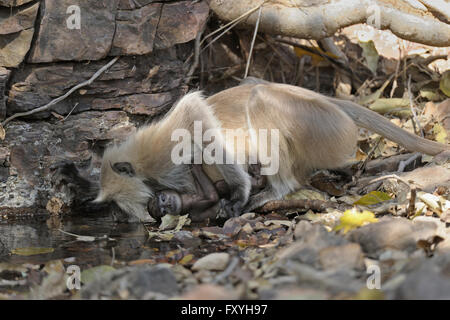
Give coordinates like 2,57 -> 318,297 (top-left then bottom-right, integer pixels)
407,74 -> 424,137
397,152 -> 421,172
406,187 -> 417,218
201,3 -> 264,45
244,6 -> 262,78
185,30 -> 203,84
62,102 -> 79,121
358,174 -> 411,192
257,199 -> 351,213
2,56 -> 120,126
356,137 -> 383,177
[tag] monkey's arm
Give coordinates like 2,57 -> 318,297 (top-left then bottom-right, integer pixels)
183,164 -> 221,215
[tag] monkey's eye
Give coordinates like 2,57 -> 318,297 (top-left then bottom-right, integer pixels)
111,162 -> 135,177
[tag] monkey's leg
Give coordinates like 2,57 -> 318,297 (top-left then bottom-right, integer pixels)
244,186 -> 279,212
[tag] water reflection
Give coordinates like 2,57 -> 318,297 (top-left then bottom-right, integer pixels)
0,213 -> 178,267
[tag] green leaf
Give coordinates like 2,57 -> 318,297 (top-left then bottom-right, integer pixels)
369,98 -> 411,117
359,40 -> 379,75
354,191 -> 392,206
440,70 -> 450,97
11,247 -> 54,256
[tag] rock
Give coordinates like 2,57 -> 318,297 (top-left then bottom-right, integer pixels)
178,284 -> 238,300
318,243 -> 365,271
92,92 -> 173,116
348,217 -> 439,257
192,252 -> 230,271
118,0 -> 157,10
0,2 -> 39,35
174,230 -> 202,248
0,28 -> 34,67
8,53 -> 185,119
0,66 -> 10,119
399,166 -> 450,193
29,0 -> 119,63
81,265 -> 179,299
110,3 -> 162,56
283,221 -> 347,267
154,1 -> 209,49
0,0 -> 34,6
390,254 -> 450,299
260,287 -> 331,300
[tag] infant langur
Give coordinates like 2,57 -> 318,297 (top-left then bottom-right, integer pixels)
148,164 -> 266,222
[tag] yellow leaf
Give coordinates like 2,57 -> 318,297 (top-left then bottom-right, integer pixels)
293,46 -> 338,66
179,254 -> 194,265
354,191 -> 392,206
11,247 -> 54,256
433,123 -> 448,144
334,208 -> 378,234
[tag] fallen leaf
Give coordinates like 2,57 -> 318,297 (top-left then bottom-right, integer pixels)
433,123 -> 448,144
334,208 -> 378,234
440,70 -> 450,97
179,254 -> 194,265
359,40 -> 379,75
11,247 -> 54,256
354,191 -> 392,206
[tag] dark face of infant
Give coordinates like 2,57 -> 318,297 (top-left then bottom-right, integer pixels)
147,190 -> 182,220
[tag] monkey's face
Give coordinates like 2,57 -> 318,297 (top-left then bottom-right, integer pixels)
95,147 -> 154,222
148,190 -> 182,220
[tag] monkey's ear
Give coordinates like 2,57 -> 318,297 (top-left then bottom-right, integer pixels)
111,162 -> 135,177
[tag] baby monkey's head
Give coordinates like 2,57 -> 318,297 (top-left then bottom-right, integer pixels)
147,190 -> 183,220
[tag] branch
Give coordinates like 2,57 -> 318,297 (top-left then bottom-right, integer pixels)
257,199 -> 351,213
210,0 -> 450,47
2,56 -> 120,126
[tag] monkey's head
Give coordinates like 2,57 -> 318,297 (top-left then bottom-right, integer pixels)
94,145 -> 154,222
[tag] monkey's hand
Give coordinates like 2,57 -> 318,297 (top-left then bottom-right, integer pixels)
222,198 -> 244,218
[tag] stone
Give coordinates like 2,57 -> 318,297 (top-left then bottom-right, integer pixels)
118,0 -> 160,10
192,252 -> 230,271
319,243 -> 365,271
391,255 -> 450,299
0,2 -> 39,35
0,66 -> 10,119
174,230 -> 202,248
177,284 -> 238,300
28,0 -> 119,63
154,1 -> 209,49
110,3 -> 162,56
0,0 -> 34,6
348,217 -> 439,257
81,265 -> 179,299
0,28 -> 34,67
281,221 -> 348,268
7,53 -> 185,119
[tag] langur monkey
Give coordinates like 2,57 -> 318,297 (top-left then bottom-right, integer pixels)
96,77 -> 450,221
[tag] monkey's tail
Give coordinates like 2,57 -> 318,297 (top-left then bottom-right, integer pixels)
329,97 -> 450,156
